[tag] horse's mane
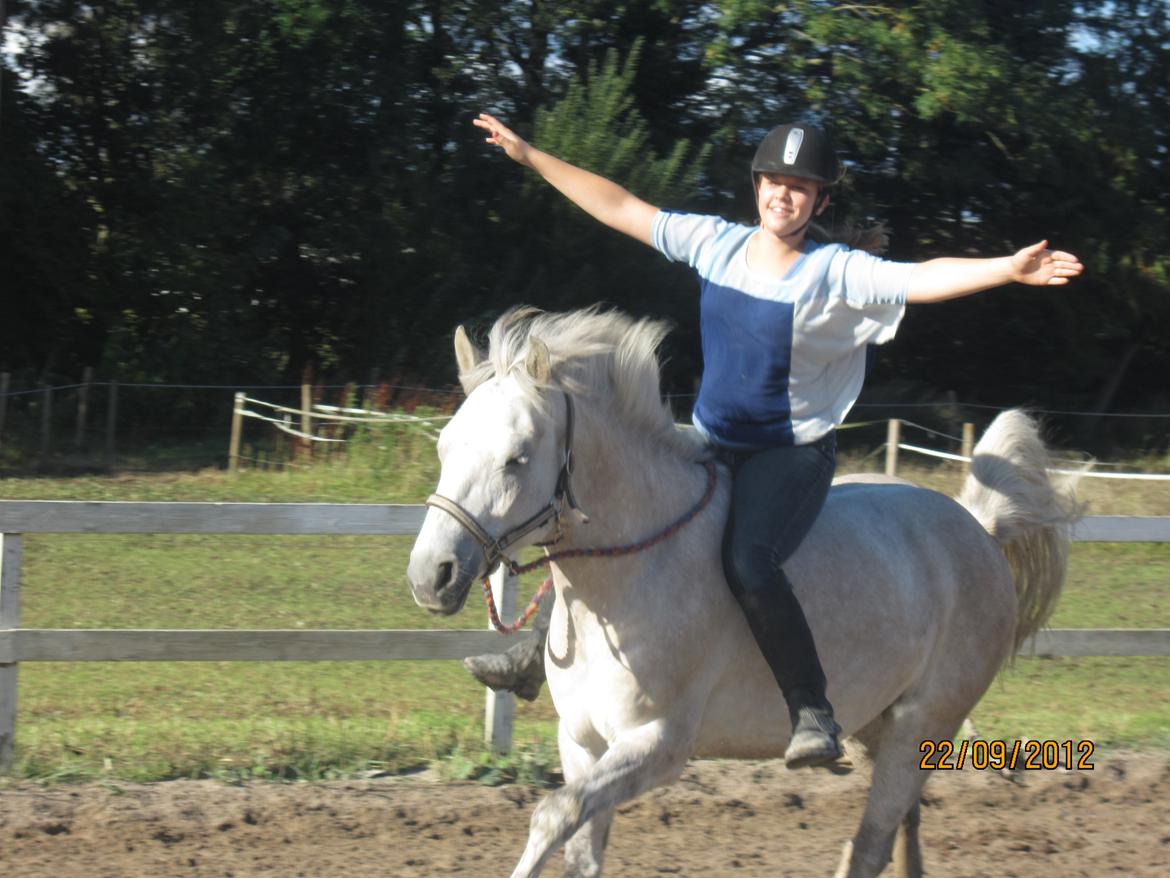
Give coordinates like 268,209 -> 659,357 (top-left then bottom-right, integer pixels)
462,306 -> 704,462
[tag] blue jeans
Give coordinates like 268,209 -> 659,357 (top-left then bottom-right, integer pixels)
718,432 -> 836,705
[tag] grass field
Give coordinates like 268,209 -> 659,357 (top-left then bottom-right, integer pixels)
1,431 -> 1168,782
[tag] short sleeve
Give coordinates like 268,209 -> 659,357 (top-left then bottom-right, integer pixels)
835,249 -> 915,308
651,211 -> 730,274
818,247 -> 913,346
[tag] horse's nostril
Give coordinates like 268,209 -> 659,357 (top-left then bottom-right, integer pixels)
436,561 -> 454,593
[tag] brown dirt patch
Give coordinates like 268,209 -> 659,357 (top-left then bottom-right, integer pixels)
3,750 -> 1168,876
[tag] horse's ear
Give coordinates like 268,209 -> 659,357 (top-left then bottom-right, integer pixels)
454,325 -> 484,394
525,337 -> 551,384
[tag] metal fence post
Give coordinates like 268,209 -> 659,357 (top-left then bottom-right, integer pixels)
0,533 -> 23,774
483,565 -> 516,753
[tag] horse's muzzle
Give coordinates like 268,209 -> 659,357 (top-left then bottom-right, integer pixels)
406,547 -> 479,615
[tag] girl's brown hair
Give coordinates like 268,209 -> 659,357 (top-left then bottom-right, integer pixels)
807,220 -> 891,256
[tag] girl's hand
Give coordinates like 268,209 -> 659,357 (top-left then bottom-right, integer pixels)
1011,240 -> 1084,286
473,113 -> 534,167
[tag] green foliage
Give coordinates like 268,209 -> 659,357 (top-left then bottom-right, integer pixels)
532,43 -> 709,205
1,0 -> 1167,413
439,738 -> 562,787
510,42 -> 711,328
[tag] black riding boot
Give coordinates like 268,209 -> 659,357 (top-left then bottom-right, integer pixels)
731,581 -> 843,769
462,599 -> 551,701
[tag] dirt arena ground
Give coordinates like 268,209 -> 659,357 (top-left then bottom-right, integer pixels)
2,749 -> 1168,877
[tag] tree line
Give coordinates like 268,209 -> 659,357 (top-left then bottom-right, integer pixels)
1,0 -> 1167,428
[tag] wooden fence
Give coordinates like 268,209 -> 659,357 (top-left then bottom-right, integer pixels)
2,500 -> 1169,774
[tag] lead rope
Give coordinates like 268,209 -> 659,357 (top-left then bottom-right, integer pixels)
481,460 -> 719,634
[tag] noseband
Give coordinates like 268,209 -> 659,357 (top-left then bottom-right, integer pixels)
425,391 -> 586,575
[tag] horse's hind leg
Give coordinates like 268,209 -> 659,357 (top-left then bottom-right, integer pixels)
834,801 -> 923,878
833,736 -> 925,878
891,801 -> 923,878
834,705 -> 958,878
846,725 -> 923,878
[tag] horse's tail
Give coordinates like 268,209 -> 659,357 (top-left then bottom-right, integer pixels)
956,410 -> 1085,654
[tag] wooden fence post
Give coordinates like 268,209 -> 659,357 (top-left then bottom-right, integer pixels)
484,565 -> 516,754
229,392 -> 245,473
104,380 -> 118,465
300,382 -> 313,457
884,419 -> 901,476
961,423 -> 975,472
38,383 -> 52,459
75,366 -> 93,451
0,373 -> 9,451
0,533 -> 23,774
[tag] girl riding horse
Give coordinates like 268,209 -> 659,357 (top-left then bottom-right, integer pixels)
465,111 -> 1083,768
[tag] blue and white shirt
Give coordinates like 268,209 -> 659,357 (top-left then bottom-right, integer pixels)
651,210 -> 915,448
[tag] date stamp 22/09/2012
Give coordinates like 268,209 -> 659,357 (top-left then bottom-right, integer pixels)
919,739 -> 1095,771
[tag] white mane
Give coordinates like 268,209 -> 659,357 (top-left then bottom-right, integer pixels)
460,306 -> 704,461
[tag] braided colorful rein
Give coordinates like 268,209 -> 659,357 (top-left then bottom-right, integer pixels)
481,460 -> 719,633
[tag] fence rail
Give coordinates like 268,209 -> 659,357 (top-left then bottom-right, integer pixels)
5,500 -> 1170,540
2,501 -> 1169,773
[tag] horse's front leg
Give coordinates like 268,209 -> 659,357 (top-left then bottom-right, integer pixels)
558,724 -> 613,878
509,718 -> 693,878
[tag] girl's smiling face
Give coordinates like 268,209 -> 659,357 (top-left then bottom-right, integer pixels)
755,173 -> 827,240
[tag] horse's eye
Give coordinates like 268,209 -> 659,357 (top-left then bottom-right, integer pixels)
505,454 -> 530,468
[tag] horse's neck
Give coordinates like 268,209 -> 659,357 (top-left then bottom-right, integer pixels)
547,415 -> 717,628
544,415 -> 729,680
566,418 -> 705,550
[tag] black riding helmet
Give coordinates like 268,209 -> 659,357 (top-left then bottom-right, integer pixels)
750,124 -> 840,238
751,123 -> 841,187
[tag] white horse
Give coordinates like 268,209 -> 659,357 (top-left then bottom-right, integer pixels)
406,307 -> 1080,878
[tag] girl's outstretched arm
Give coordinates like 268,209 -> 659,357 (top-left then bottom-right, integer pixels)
906,240 -> 1084,303
474,113 -> 659,247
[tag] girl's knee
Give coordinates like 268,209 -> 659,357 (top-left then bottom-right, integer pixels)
721,542 -> 779,597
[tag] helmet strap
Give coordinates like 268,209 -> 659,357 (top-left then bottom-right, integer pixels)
778,215 -> 814,242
